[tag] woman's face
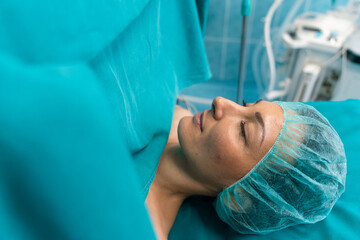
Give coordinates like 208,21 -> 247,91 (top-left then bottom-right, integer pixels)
178,97 -> 284,193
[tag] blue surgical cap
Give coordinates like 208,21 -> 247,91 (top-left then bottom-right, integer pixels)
214,101 -> 347,234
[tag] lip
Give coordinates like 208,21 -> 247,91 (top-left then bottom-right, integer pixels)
193,112 -> 204,132
200,111 -> 204,131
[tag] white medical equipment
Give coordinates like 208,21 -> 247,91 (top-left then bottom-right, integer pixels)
332,28 -> 360,100
264,0 -> 360,101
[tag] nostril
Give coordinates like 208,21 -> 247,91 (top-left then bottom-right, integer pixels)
212,103 -> 216,117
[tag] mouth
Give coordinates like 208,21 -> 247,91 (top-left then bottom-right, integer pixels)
193,112 -> 204,132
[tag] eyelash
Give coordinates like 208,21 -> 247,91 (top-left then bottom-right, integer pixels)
242,100 -> 247,107
241,100 -> 247,142
241,120 -> 246,141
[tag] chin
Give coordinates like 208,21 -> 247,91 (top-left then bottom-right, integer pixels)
177,117 -> 186,147
177,116 -> 194,154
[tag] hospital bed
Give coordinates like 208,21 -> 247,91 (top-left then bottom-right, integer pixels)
0,0 -> 359,239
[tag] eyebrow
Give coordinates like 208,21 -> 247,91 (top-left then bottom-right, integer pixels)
255,112 -> 265,146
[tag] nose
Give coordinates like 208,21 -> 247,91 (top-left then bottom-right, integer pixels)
212,97 -> 244,120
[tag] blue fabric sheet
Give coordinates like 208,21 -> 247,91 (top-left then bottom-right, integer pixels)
0,0 -> 149,63
0,0 -> 210,239
90,0 -> 211,195
170,100 -> 360,240
0,52 -> 156,240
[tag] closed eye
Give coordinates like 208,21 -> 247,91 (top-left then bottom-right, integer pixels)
241,120 -> 247,144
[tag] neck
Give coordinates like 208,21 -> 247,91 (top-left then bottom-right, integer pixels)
146,143 -> 187,240
146,143 -> 219,239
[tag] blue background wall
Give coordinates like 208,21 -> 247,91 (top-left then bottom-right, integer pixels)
180,0 -> 350,111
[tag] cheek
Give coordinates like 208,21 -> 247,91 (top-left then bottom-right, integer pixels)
206,126 -> 250,182
207,127 -> 237,165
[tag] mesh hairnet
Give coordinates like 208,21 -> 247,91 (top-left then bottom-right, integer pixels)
214,101 -> 346,234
